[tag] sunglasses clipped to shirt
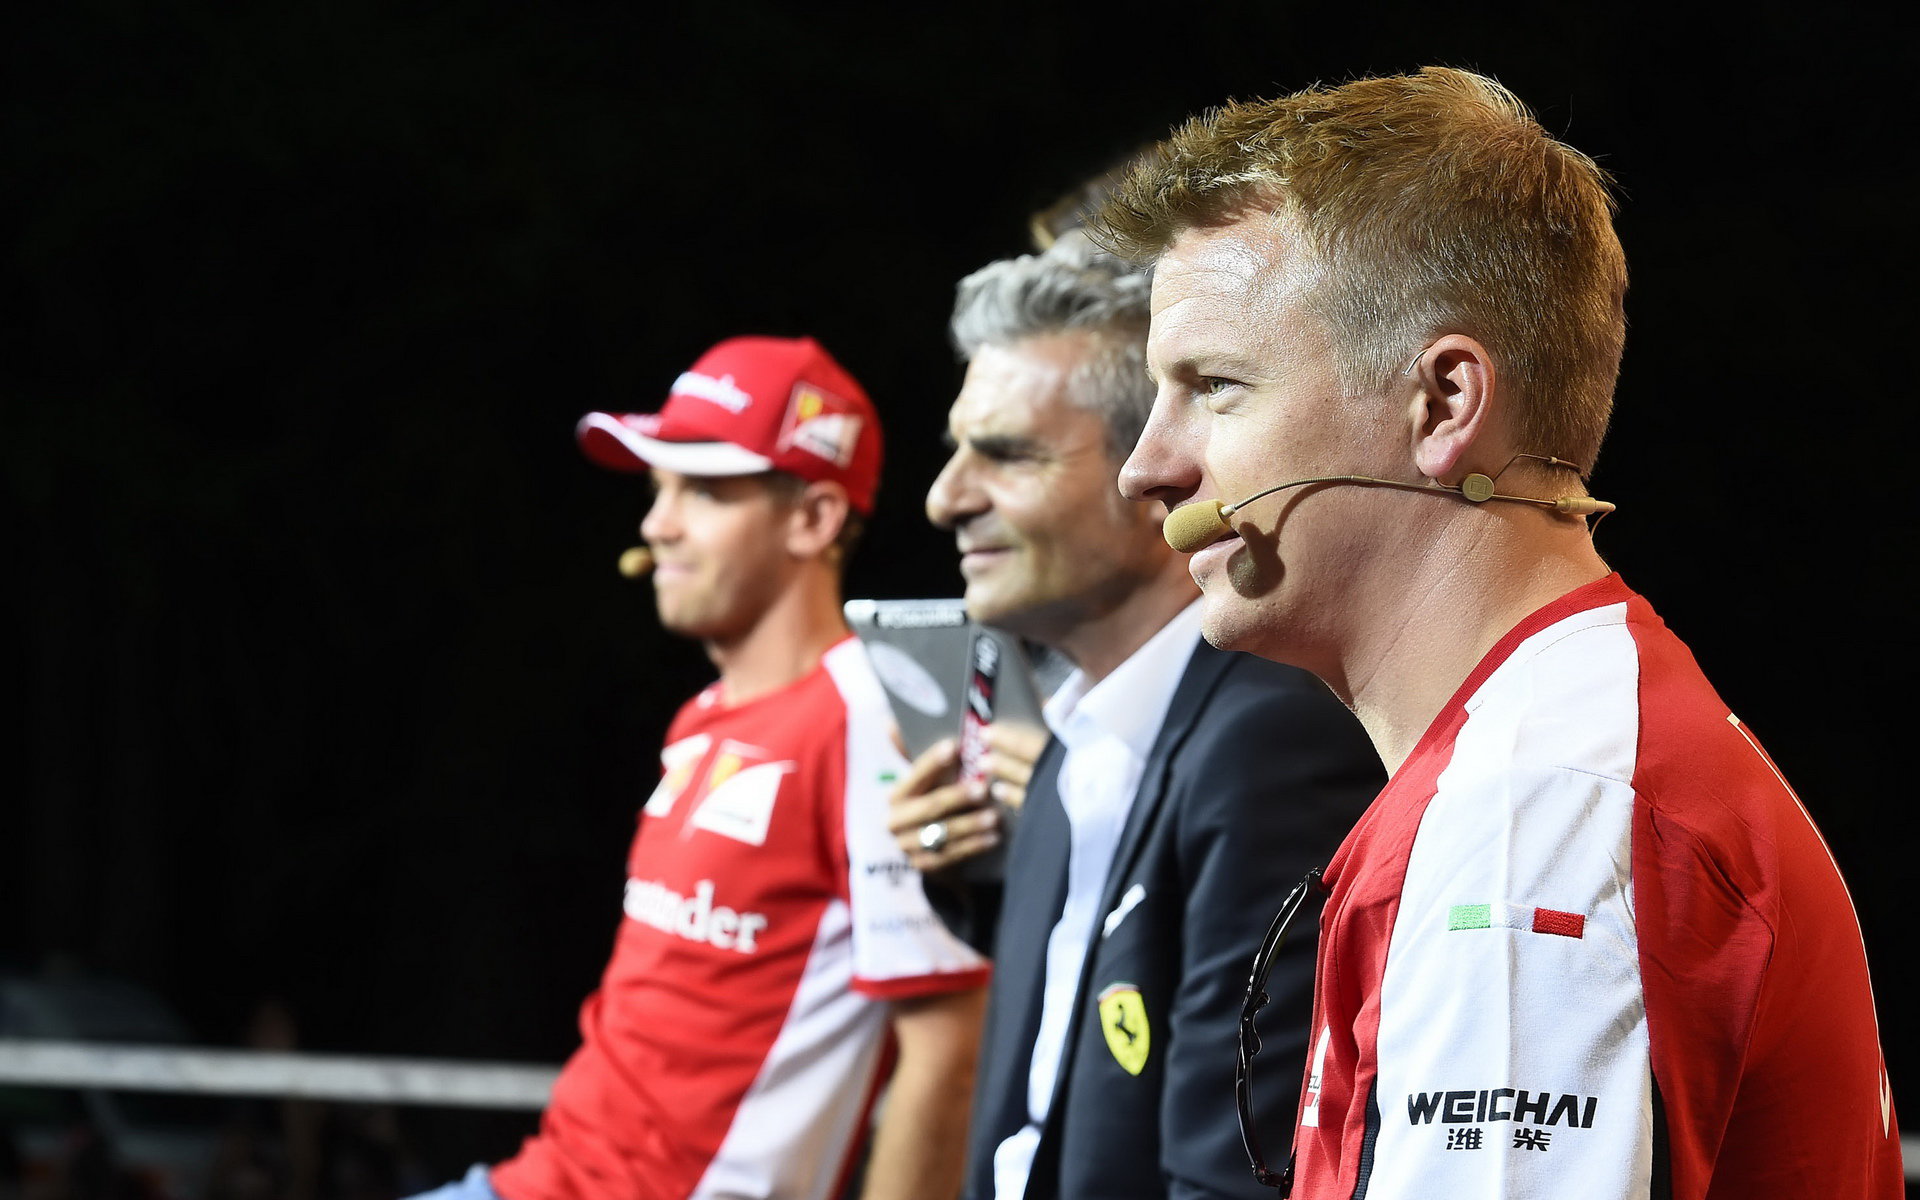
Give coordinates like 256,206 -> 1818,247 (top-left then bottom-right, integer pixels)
1235,867 -> 1327,1195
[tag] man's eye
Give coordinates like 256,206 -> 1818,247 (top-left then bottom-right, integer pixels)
1199,376 -> 1239,397
972,440 -> 1035,465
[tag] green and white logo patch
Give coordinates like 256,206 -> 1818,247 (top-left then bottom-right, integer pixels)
1447,902 -> 1585,939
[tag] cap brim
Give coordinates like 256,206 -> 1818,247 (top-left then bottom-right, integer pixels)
576,412 -> 775,476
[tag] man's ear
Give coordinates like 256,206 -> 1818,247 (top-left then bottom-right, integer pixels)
785,481 -> 853,560
1407,334 -> 1499,483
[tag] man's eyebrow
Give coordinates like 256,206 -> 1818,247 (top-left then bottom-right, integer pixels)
1155,347 -> 1270,383
1148,346 -> 1202,379
966,432 -> 1043,458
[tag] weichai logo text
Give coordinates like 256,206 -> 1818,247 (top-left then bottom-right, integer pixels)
1406,1089 -> 1598,1128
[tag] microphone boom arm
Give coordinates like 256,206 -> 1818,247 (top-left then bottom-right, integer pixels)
1162,471 -> 1615,555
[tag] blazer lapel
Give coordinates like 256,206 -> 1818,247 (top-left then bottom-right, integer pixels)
970,735 -> 1070,1179
1091,642 -> 1231,922
1031,643 -> 1233,1157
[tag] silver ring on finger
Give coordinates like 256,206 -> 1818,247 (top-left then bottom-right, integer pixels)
918,821 -> 950,854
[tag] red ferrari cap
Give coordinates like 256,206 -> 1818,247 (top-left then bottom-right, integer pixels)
577,336 -> 882,514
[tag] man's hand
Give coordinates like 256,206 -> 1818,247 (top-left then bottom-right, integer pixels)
888,738 -> 999,872
981,722 -> 1046,813
887,723 -> 1044,872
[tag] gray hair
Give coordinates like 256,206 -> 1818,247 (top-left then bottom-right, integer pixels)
949,230 -> 1154,458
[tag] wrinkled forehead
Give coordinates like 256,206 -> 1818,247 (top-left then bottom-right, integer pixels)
1151,215 -> 1318,307
1147,221 -> 1323,369
949,337 -> 1098,430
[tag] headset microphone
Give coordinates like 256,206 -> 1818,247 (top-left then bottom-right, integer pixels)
1162,467 -> 1615,554
618,546 -> 655,578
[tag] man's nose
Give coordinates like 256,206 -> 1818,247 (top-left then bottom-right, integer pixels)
640,492 -> 677,543
925,454 -> 977,530
1120,397 -> 1196,505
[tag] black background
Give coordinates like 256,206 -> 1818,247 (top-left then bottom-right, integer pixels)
7,0 -> 1912,1163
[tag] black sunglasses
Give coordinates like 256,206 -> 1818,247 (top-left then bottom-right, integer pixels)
1235,866 -> 1326,1194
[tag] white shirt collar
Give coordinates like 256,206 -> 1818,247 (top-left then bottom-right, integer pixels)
1043,600 -> 1204,760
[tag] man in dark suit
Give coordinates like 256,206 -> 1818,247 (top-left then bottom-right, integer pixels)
887,231 -> 1381,1200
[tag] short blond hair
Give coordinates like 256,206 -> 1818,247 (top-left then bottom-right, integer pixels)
1095,67 -> 1627,471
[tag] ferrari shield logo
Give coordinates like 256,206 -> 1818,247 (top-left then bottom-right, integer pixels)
1097,983 -> 1150,1076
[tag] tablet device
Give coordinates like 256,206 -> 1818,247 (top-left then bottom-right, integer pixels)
844,599 -> 1050,885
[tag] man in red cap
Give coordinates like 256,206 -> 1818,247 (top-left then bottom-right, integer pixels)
414,337 -> 991,1200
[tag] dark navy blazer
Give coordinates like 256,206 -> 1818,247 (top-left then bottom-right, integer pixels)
964,641 -> 1380,1200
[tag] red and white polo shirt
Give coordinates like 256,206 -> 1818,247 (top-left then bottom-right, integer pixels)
1290,574 -> 1899,1199
493,638 -> 989,1200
